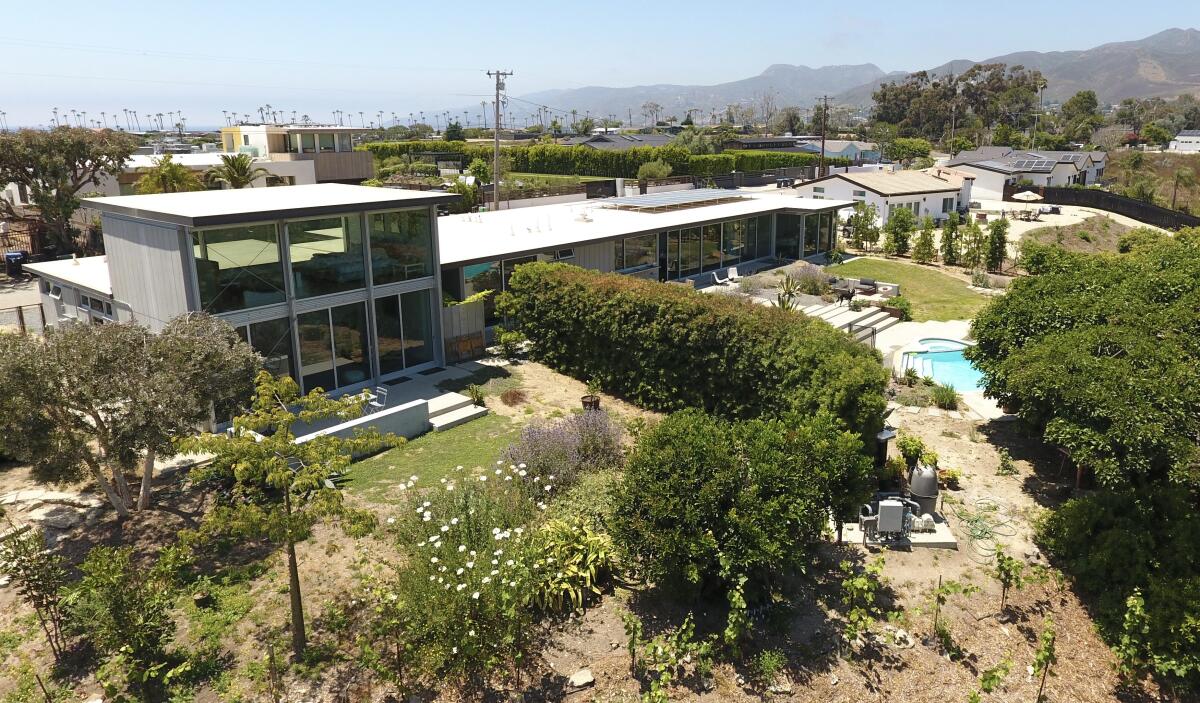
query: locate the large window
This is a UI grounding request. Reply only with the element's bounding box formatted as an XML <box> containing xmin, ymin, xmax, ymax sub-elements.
<box><xmin>701</xmin><ymin>224</ymin><xmax>722</xmax><ymax>272</ymax></box>
<box><xmin>665</xmin><ymin>232</ymin><xmax>680</xmax><ymax>279</ymax></box>
<box><xmin>238</xmin><ymin>318</ymin><xmax>296</xmax><ymax>380</ymax></box>
<box><xmin>775</xmin><ymin>214</ymin><xmax>802</xmax><ymax>260</ymax></box>
<box><xmin>374</xmin><ymin>289</ymin><xmax>435</xmax><ymax>375</ymax></box>
<box><xmin>463</xmin><ymin>261</ymin><xmax>501</xmax><ymax>325</ymax></box>
<box><xmin>615</xmin><ymin>234</ymin><xmax>657</xmax><ymax>272</ymax></box>
<box><xmin>680</xmin><ymin>227</ymin><xmax>701</xmax><ymax>277</ymax></box>
<box><xmin>301</xmin><ymin>133</ymin><xmax>316</xmax><ymax>153</ymax></box>
<box><xmin>319</xmin><ymin>133</ymin><xmax>336</xmax><ymax>152</ymax></box>
<box><xmin>297</xmin><ymin>302</ymin><xmax>373</xmax><ymax>393</ymax></box>
<box><xmin>755</xmin><ymin>215</ymin><xmax>773</xmax><ymax>258</ymax></box>
<box><xmin>804</xmin><ymin>214</ymin><xmax>821</xmax><ymax>257</ymax></box>
<box><xmin>819</xmin><ymin>212</ymin><xmax>834</xmax><ymax>253</ymax></box>
<box><xmin>723</xmin><ymin>219</ymin><xmax>746</xmax><ymax>266</ymax></box>
<box><xmin>193</xmin><ymin>223</ymin><xmax>286</xmax><ymax>313</ymax></box>
<box><xmin>288</xmin><ymin>215</ymin><xmax>365</xmax><ymax>298</ymax></box>
<box><xmin>369</xmin><ymin>208</ymin><xmax>433</xmax><ymax>284</ymax></box>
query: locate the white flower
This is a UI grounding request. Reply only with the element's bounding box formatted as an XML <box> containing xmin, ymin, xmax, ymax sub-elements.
<box><xmin>440</xmin><ymin>525</ymin><xmax>449</xmax><ymax>532</ymax></box>
<box><xmin>479</xmin><ymin>475</ymin><xmax>487</xmax><ymax>482</ymax></box>
<box><xmin>430</xmin><ymin>556</ymin><xmax>439</xmax><ymax>563</ymax></box>
<box><xmin>470</xmin><ymin>550</ymin><xmax>477</xmax><ymax>556</ymax></box>
<box><xmin>456</xmin><ymin>567</ymin><xmax>464</xmax><ymax>575</ymax></box>
<box><xmin>506</xmin><ymin>559</ymin><xmax>514</xmax><ymax>566</ymax></box>
<box><xmin>537</xmin><ymin>502</ymin><xmax>546</xmax><ymax>510</ymax></box>
<box><xmin>544</xmin><ymin>485</ymin><xmax>552</xmax><ymax>492</ymax></box>
<box><xmin>518</xmin><ymin>470</ymin><xmax>527</xmax><ymax>477</ymax></box>
<box><xmin>456</xmin><ymin>465</ymin><xmax>464</xmax><ymax>470</ymax></box>
<box><xmin>533</xmin><ymin>476</ymin><xmax>540</xmax><ymax>482</ymax></box>
<box><xmin>490</xmin><ymin>569</ymin><xmax>499</xmax><ymax>576</ymax></box>
<box><xmin>398</xmin><ymin>484</ymin><xmax>406</xmax><ymax>491</ymax></box>
<box><xmin>456</xmin><ymin>583</ymin><xmax>466</xmax><ymax>591</ymax></box>
<box><xmin>451</xmin><ymin>517</ymin><xmax>459</xmax><ymax>525</ymax></box>
<box><xmin>494</xmin><ymin>549</ymin><xmax>503</xmax><ymax>556</ymax></box>
<box><xmin>452</xmin><ymin>646</ymin><xmax>458</xmax><ymax>654</ymax></box>
<box><xmin>428</xmin><ymin>575</ymin><xmax>436</xmax><ymax>581</ymax></box>
<box><xmin>458</xmin><ymin>545</ymin><xmax>467</xmax><ymax>553</ymax></box>
<box><xmin>514</xmin><ymin>527</ymin><xmax>524</xmax><ymax>535</ymax></box>
<box><xmin>466</xmin><ymin>561</ymin><xmax>475</xmax><ymax>568</ymax></box>
<box><xmin>504</xmin><ymin>476</ymin><xmax>513</xmax><ymax>481</ymax></box>
<box><xmin>518</xmin><ymin>463</ymin><xmax>527</xmax><ymax>469</ymax></box>
<box><xmin>482</xmin><ymin>576</ymin><xmax>492</xmax><ymax>584</ymax></box>
<box><xmin>422</xmin><ymin>500</ymin><xmax>431</xmax><ymax>508</ymax></box>
<box><xmin>386</xmin><ymin>517</ymin><xmax>395</xmax><ymax>524</ymax></box>
<box><xmin>446</xmin><ymin>485</ymin><xmax>454</xmax><ymax>492</ymax></box>
<box><xmin>471</xmin><ymin>593</ymin><xmax>479</xmax><ymax>601</ymax></box>
<box><xmin>548</xmin><ymin>475</ymin><xmax>555</xmax><ymax>480</ymax></box>
<box><xmin>491</xmin><ymin>559</ymin><xmax>499</xmax><ymax>566</ymax></box>
<box><xmin>412</xmin><ymin>475</ymin><xmax>419</xmax><ymax>482</ymax></box>
<box><xmin>494</xmin><ymin>468</ymin><xmax>502</xmax><ymax>476</ymax></box>
<box><xmin>440</xmin><ymin>477</ymin><xmax>447</xmax><ymax>483</ymax></box>
<box><xmin>492</xmin><ymin>527</ymin><xmax>501</xmax><ymax>535</ymax></box>
<box><xmin>497</xmin><ymin>460</ymin><xmax>503</xmax><ymax>465</ymax></box>
<box><xmin>428</xmin><ymin>535</ymin><xmax>439</xmax><ymax>543</ymax></box>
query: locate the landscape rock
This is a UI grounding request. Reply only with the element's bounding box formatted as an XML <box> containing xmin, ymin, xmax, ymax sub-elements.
<box><xmin>767</xmin><ymin>678</ymin><xmax>793</xmax><ymax>694</ymax></box>
<box><xmin>567</xmin><ymin>668</ymin><xmax>594</xmax><ymax>689</ymax></box>
<box><xmin>25</xmin><ymin>505</ymin><xmax>83</xmax><ymax>530</ymax></box>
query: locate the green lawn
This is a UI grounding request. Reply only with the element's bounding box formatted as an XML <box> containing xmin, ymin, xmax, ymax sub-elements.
<box><xmin>826</xmin><ymin>258</ymin><xmax>988</xmax><ymax>321</ymax></box>
<box><xmin>346</xmin><ymin>413</ymin><xmax>523</xmax><ymax>501</ymax></box>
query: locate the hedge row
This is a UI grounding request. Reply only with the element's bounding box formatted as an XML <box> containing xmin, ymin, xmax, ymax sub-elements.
<box><xmin>359</xmin><ymin>141</ymin><xmax>849</xmax><ymax>179</ymax></box>
<box><xmin>497</xmin><ymin>263</ymin><xmax>888</xmax><ymax>438</ymax></box>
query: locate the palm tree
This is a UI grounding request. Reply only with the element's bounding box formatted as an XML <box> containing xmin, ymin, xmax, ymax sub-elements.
<box><xmin>205</xmin><ymin>153</ymin><xmax>272</xmax><ymax>189</ymax></box>
<box><xmin>134</xmin><ymin>154</ymin><xmax>204</xmax><ymax>194</ymax></box>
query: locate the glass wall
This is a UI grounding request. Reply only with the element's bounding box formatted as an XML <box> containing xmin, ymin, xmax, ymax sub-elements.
<box><xmin>775</xmin><ymin>214</ymin><xmax>802</xmax><ymax>260</ymax></box>
<box><xmin>369</xmin><ymin>208</ymin><xmax>433</xmax><ymax>284</ymax></box>
<box><xmin>803</xmin><ymin>214</ymin><xmax>821</xmax><ymax>257</ymax></box>
<box><xmin>298</xmin><ymin>309</ymin><xmax>335</xmax><ymax>392</ymax></box>
<box><xmin>680</xmin><ymin>227</ymin><xmax>701</xmax><ymax>277</ymax></box>
<box><xmin>330</xmin><ymin>302</ymin><xmax>371</xmax><ymax>387</ymax></box>
<box><xmin>319</xmin><ymin>133</ymin><xmax>336</xmax><ymax>152</ymax></box>
<box><xmin>755</xmin><ymin>216</ymin><xmax>773</xmax><ymax>258</ymax></box>
<box><xmin>614</xmin><ymin>234</ymin><xmax>657</xmax><ymax>272</ymax></box>
<box><xmin>288</xmin><ymin>215</ymin><xmax>366</xmax><ymax>298</ymax></box>
<box><xmin>701</xmin><ymin>224</ymin><xmax>722</xmax><ymax>272</ymax></box>
<box><xmin>723</xmin><ymin>219</ymin><xmax>746</xmax><ymax>266</ymax></box>
<box><xmin>400</xmin><ymin>289</ymin><xmax>435</xmax><ymax>367</ymax></box>
<box><xmin>245</xmin><ymin>318</ymin><xmax>296</xmax><ymax>380</ymax></box>
<box><xmin>193</xmin><ymin>223</ymin><xmax>286</xmax><ymax>313</ymax></box>
<box><xmin>819</xmin><ymin>212</ymin><xmax>834</xmax><ymax>253</ymax></box>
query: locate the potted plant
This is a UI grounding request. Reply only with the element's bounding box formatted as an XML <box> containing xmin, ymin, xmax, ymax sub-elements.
<box><xmin>581</xmin><ymin>377</ymin><xmax>601</xmax><ymax>411</ymax></box>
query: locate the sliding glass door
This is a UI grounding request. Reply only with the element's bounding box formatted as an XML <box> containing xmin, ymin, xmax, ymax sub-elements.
<box><xmin>374</xmin><ymin>289</ymin><xmax>436</xmax><ymax>377</ymax></box>
<box><xmin>297</xmin><ymin>301</ymin><xmax>373</xmax><ymax>393</ymax></box>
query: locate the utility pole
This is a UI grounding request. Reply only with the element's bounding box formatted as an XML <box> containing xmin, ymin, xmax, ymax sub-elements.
<box><xmin>487</xmin><ymin>70</ymin><xmax>513</xmax><ymax>212</ymax></box>
<box><xmin>818</xmin><ymin>95</ymin><xmax>829</xmax><ymax>178</ymax></box>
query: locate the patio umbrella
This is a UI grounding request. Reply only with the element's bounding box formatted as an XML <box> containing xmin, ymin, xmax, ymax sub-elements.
<box><xmin>1011</xmin><ymin>190</ymin><xmax>1043</xmax><ymax>202</ymax></box>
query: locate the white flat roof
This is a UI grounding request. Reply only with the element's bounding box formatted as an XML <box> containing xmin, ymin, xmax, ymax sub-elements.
<box><xmin>24</xmin><ymin>256</ymin><xmax>112</xmax><ymax>296</ymax></box>
<box><xmin>438</xmin><ymin>190</ymin><xmax>852</xmax><ymax>267</ymax></box>
<box><xmin>82</xmin><ymin>183</ymin><xmax>456</xmax><ymax>228</ymax></box>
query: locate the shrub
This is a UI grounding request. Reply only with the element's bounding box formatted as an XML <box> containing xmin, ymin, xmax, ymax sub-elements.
<box><xmin>749</xmin><ymin>649</ymin><xmax>788</xmax><ymax>687</ymax></box>
<box><xmin>882</xmin><ymin>208</ymin><xmax>916</xmax><ymax>256</ymax></box>
<box><xmin>611</xmin><ymin>409</ymin><xmax>871</xmax><ymax>596</ymax></box>
<box><xmin>501</xmin><ymin>410</ymin><xmax>623</xmax><ymax>499</ymax></box>
<box><xmin>888</xmin><ymin>296</ymin><xmax>913</xmax><ymax>321</ymax></box>
<box><xmin>996</xmin><ymin>448</ymin><xmax>1016</xmax><ymax>476</ymax></box>
<box><xmin>526</xmin><ymin>517</ymin><xmax>614</xmax><ymax>613</ymax></box>
<box><xmin>1117</xmin><ymin>227</ymin><xmax>1168</xmax><ymax>253</ymax></box>
<box><xmin>636</xmin><ymin>159</ymin><xmax>672</xmax><ymax>180</ymax></box>
<box><xmin>497</xmin><ymin>263</ymin><xmax>887</xmax><ymax>438</ymax></box>
<box><xmin>896</xmin><ymin>432</ymin><xmax>925</xmax><ymax>468</ymax></box>
<box><xmin>912</xmin><ymin>216</ymin><xmax>936</xmax><ymax>263</ymax></box>
<box><xmin>499</xmin><ymin>388</ymin><xmax>527</xmax><ymax>406</ymax></box>
<box><xmin>970</xmin><ymin>269</ymin><xmax>991</xmax><ymax>288</ymax></box>
<box><xmin>495</xmin><ymin>326</ymin><xmax>526</xmax><ymax>360</ymax></box>
<box><xmin>687</xmin><ymin>153</ymin><xmax>736</xmax><ymax>176</ymax></box>
<box><xmin>931</xmin><ymin>383</ymin><xmax>958</xmax><ymax>410</ymax></box>
<box><xmin>793</xmin><ymin>265</ymin><xmax>829</xmax><ymax>295</ymax></box>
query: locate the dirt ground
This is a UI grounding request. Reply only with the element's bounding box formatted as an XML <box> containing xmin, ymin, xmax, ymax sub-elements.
<box><xmin>0</xmin><ymin>366</ymin><xmax>1174</xmax><ymax>702</ymax></box>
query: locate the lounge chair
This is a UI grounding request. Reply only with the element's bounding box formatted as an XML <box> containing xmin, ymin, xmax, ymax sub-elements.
<box><xmin>711</xmin><ymin>270</ymin><xmax>732</xmax><ymax>286</ymax></box>
<box><xmin>855</xmin><ymin>278</ymin><xmax>878</xmax><ymax>295</ymax></box>
<box><xmin>727</xmin><ymin>267</ymin><xmax>744</xmax><ymax>282</ymax></box>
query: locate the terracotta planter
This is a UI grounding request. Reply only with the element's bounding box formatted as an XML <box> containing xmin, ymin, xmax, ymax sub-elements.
<box><xmin>581</xmin><ymin>395</ymin><xmax>600</xmax><ymax>411</ymax></box>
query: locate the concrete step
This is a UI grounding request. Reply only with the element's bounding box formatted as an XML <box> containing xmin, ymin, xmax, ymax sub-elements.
<box><xmin>851</xmin><ymin>310</ymin><xmax>891</xmax><ymax>329</ymax></box>
<box><xmin>873</xmin><ymin>315</ymin><xmax>901</xmax><ymax>334</ymax></box>
<box><xmin>429</xmin><ymin>404</ymin><xmax>489</xmax><ymax>432</ymax></box>
<box><xmin>427</xmin><ymin>392</ymin><xmax>473</xmax><ymax>419</ymax></box>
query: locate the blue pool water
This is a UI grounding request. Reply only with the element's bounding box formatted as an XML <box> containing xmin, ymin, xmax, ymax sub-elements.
<box><xmin>904</xmin><ymin>338</ymin><xmax>985</xmax><ymax>392</ymax></box>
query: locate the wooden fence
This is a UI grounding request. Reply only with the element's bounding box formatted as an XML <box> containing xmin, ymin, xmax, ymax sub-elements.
<box><xmin>442</xmin><ymin>299</ymin><xmax>486</xmax><ymax>363</ymax></box>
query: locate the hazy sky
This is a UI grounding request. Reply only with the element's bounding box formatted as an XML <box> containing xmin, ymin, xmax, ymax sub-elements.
<box><xmin>1</xmin><ymin>0</ymin><xmax>1190</xmax><ymax>128</ymax></box>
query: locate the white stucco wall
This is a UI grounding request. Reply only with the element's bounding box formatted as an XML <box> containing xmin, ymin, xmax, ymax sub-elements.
<box><xmin>793</xmin><ymin>177</ymin><xmax>961</xmax><ymax>226</ymax></box>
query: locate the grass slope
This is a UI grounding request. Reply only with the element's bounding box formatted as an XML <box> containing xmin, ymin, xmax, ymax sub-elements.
<box><xmin>1021</xmin><ymin>215</ymin><xmax>1133</xmax><ymax>254</ymax></box>
<box><xmin>827</xmin><ymin>258</ymin><xmax>987</xmax><ymax>321</ymax></box>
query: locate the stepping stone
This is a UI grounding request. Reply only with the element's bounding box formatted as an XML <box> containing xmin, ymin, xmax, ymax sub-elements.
<box><xmin>927</xmin><ymin>408</ymin><xmax>942</xmax><ymax>417</ymax></box>
<box><xmin>947</xmin><ymin>410</ymin><xmax>963</xmax><ymax>419</ymax></box>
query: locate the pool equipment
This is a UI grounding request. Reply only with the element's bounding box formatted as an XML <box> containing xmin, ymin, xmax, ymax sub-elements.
<box><xmin>857</xmin><ymin>463</ymin><xmax>941</xmax><ymax>545</ymax></box>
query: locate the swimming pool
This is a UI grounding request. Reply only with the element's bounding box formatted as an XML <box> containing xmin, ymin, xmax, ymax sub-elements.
<box><xmin>903</xmin><ymin>338</ymin><xmax>985</xmax><ymax>392</ymax></box>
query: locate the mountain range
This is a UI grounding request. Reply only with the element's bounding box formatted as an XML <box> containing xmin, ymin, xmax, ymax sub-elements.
<box><xmin>512</xmin><ymin>28</ymin><xmax>1200</xmax><ymax>122</ymax></box>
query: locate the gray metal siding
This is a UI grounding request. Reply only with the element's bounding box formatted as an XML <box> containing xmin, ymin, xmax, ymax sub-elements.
<box><xmin>102</xmin><ymin>214</ymin><xmax>191</xmax><ymax>332</ymax></box>
<box><xmin>575</xmin><ymin>241</ymin><xmax>614</xmax><ymax>273</ymax></box>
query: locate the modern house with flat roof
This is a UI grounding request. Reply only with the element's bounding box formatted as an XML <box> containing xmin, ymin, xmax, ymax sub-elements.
<box><xmin>25</xmin><ymin>185</ymin><xmax>854</xmax><ymax>395</ymax></box>
<box><xmin>792</xmin><ymin>169</ymin><xmax>972</xmax><ymax>225</ymax></box>
<box><xmin>1168</xmin><ymin>129</ymin><xmax>1200</xmax><ymax>153</ymax></box>
<box><xmin>219</xmin><ymin>124</ymin><xmax>376</xmax><ymax>183</ymax></box>
<box><xmin>26</xmin><ymin>184</ymin><xmax>456</xmax><ymax>397</ymax></box>
<box><xmin>438</xmin><ymin>189</ymin><xmax>852</xmax><ymax>325</ymax></box>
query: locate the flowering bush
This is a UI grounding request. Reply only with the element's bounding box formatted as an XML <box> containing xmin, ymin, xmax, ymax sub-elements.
<box><xmin>501</xmin><ymin>410</ymin><xmax>623</xmax><ymax>499</ymax></box>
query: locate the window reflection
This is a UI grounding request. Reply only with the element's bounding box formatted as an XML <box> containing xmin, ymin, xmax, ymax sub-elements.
<box><xmin>288</xmin><ymin>216</ymin><xmax>366</xmax><ymax>298</ymax></box>
<box><xmin>193</xmin><ymin>224</ymin><xmax>286</xmax><ymax>313</ymax></box>
<box><xmin>701</xmin><ymin>224</ymin><xmax>722</xmax><ymax>272</ymax></box>
<box><xmin>330</xmin><ymin>302</ymin><xmax>371</xmax><ymax>387</ymax></box>
<box><xmin>298</xmin><ymin>309</ymin><xmax>335</xmax><ymax>392</ymax></box>
<box><xmin>369</xmin><ymin>209</ymin><xmax>433</xmax><ymax>284</ymax></box>
<box><xmin>247</xmin><ymin>317</ymin><xmax>296</xmax><ymax>380</ymax></box>
<box><xmin>804</xmin><ymin>214</ymin><xmax>820</xmax><ymax>257</ymax></box>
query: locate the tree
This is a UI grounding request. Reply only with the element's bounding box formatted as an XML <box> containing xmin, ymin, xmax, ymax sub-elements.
<box><xmin>447</xmin><ymin>179</ymin><xmax>479</xmax><ymax>213</ymax></box>
<box><xmin>882</xmin><ymin>207</ymin><xmax>916</xmax><ymax>256</ymax></box>
<box><xmin>945</xmin><ymin>136</ymin><xmax>974</xmax><ymax>156</ymax></box>
<box><xmin>0</xmin><ymin>520</ymin><xmax>68</xmax><ymax>661</ymax></box>
<box><xmin>571</xmin><ymin>117</ymin><xmax>595</xmax><ymax>135</ymax></box>
<box><xmin>181</xmin><ymin>372</ymin><xmax>399</xmax><ymax>659</ymax></box>
<box><xmin>940</xmin><ymin>212</ymin><xmax>960</xmax><ymax>265</ymax></box>
<box><xmin>884</xmin><ymin>137</ymin><xmax>932</xmax><ymax>166</ymax></box>
<box><xmin>1139</xmin><ymin>123</ymin><xmax>1172</xmax><ymax>148</ymax></box>
<box><xmin>958</xmin><ymin>220</ymin><xmax>987</xmax><ymax>268</ymax></box>
<box><xmin>443</xmin><ymin>120</ymin><xmax>465</xmax><ymax>141</ymax></box>
<box><xmin>768</xmin><ymin>107</ymin><xmax>805</xmax><ymax>136</ymax></box>
<box><xmin>0</xmin><ymin>127</ymin><xmax>137</xmax><ymax>251</ymax></box>
<box><xmin>1034</xmin><ymin>618</ymin><xmax>1057</xmax><ymax>702</ymax></box>
<box><xmin>986</xmin><ymin>218</ymin><xmax>1010</xmax><ymax>272</ymax></box>
<box><xmin>846</xmin><ymin>202</ymin><xmax>881</xmax><ymax>250</ymax></box>
<box><xmin>134</xmin><ymin>153</ymin><xmax>204</xmax><ymax>194</ymax></box>
<box><xmin>993</xmin><ymin>549</ymin><xmax>1025</xmax><ymax>612</ymax></box>
<box><xmin>636</xmin><ymin>160</ymin><xmax>672</xmax><ymax>180</ymax></box>
<box><xmin>467</xmin><ymin>157</ymin><xmax>491</xmax><ymax>184</ymax></box>
<box><xmin>1171</xmin><ymin>166</ymin><xmax>1196</xmax><ymax>210</ymax></box>
<box><xmin>0</xmin><ymin>314</ymin><xmax>259</xmax><ymax>516</ymax></box>
<box><xmin>670</xmin><ymin>127</ymin><xmax>719</xmax><ymax>155</ymax></box>
<box><xmin>992</xmin><ymin>123</ymin><xmax>1028</xmax><ymax>149</ymax></box>
<box><xmin>912</xmin><ymin>215</ymin><xmax>937</xmax><ymax>263</ymax></box>
<box><xmin>204</xmin><ymin>152</ymin><xmax>271</xmax><ymax>189</ymax></box>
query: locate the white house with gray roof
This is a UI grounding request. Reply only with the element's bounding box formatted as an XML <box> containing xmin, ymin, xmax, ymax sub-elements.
<box><xmin>948</xmin><ymin>147</ymin><xmax>1106</xmax><ymax>199</ymax></box>
<box><xmin>1168</xmin><ymin>130</ymin><xmax>1200</xmax><ymax>153</ymax></box>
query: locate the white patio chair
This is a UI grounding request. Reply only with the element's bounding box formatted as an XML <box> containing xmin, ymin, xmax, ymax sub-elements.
<box><xmin>368</xmin><ymin>386</ymin><xmax>387</xmax><ymax>413</ymax></box>
<box><xmin>711</xmin><ymin>270</ymin><xmax>731</xmax><ymax>286</ymax></box>
<box><xmin>727</xmin><ymin>266</ymin><xmax>743</xmax><ymax>282</ymax></box>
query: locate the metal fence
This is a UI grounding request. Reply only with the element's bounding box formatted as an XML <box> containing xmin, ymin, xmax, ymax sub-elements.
<box><xmin>0</xmin><ymin>304</ymin><xmax>46</xmax><ymax>336</ymax></box>
<box><xmin>1003</xmin><ymin>184</ymin><xmax>1200</xmax><ymax>231</ymax></box>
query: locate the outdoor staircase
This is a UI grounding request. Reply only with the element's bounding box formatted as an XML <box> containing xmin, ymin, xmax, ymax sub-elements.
<box><xmin>427</xmin><ymin>391</ymin><xmax>489</xmax><ymax>432</ymax></box>
<box><xmin>801</xmin><ymin>302</ymin><xmax>901</xmax><ymax>342</ymax></box>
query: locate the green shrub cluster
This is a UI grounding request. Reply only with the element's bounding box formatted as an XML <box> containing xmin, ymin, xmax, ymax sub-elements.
<box><xmin>497</xmin><ymin>262</ymin><xmax>888</xmax><ymax>438</ymax></box>
<box><xmin>724</xmin><ymin>150</ymin><xmax>845</xmax><ymax>171</ymax></box>
<box><xmin>687</xmin><ymin>153</ymin><xmax>736</xmax><ymax>176</ymax></box>
<box><xmin>611</xmin><ymin>409</ymin><xmax>872</xmax><ymax>595</ymax></box>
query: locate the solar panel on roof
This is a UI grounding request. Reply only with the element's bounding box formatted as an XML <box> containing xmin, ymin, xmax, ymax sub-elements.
<box><xmin>605</xmin><ymin>188</ymin><xmax>747</xmax><ymax>212</ymax></box>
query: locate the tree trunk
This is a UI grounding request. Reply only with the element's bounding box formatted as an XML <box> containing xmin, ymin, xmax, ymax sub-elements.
<box><xmin>111</xmin><ymin>466</ymin><xmax>133</xmax><ymax>508</ymax></box>
<box><xmin>284</xmin><ymin>492</ymin><xmax>306</xmax><ymax>660</ymax></box>
<box><xmin>85</xmin><ymin>457</ymin><xmax>128</xmax><ymax>517</ymax></box>
<box><xmin>137</xmin><ymin>448</ymin><xmax>156</xmax><ymax>511</ymax></box>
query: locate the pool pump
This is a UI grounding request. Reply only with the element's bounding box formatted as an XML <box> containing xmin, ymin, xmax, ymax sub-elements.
<box><xmin>857</xmin><ymin>464</ymin><xmax>940</xmax><ymax>545</ymax></box>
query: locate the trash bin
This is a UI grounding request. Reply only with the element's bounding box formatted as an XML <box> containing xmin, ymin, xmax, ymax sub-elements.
<box><xmin>4</xmin><ymin>251</ymin><xmax>28</xmax><ymax>277</ymax></box>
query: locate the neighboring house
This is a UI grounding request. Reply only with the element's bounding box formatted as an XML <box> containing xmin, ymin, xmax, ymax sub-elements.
<box><xmin>792</xmin><ymin>170</ymin><xmax>971</xmax><ymax>226</ymax></box>
<box><xmin>722</xmin><ymin>136</ymin><xmax>808</xmax><ymax>152</ymax></box>
<box><xmin>439</xmin><ymin>189</ymin><xmax>852</xmax><ymax>326</ymax></box>
<box><xmin>25</xmin><ymin>184</ymin><xmax>456</xmax><ymax>397</ymax></box>
<box><xmin>797</xmin><ymin>139</ymin><xmax>881</xmax><ymax>163</ymax></box>
<box><xmin>558</xmin><ymin>133</ymin><xmax>677</xmax><ymax>150</ymax></box>
<box><xmin>949</xmin><ymin>147</ymin><xmax>1107</xmax><ymax>199</ymax></box>
<box><xmin>219</xmin><ymin>124</ymin><xmax>376</xmax><ymax>183</ymax></box>
<box><xmin>1168</xmin><ymin>130</ymin><xmax>1200</xmax><ymax>153</ymax></box>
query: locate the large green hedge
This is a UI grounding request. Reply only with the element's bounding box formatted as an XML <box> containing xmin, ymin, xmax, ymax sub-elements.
<box><xmin>360</xmin><ymin>140</ymin><xmax>848</xmax><ymax>178</ymax></box>
<box><xmin>497</xmin><ymin>263</ymin><xmax>888</xmax><ymax>438</ymax></box>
